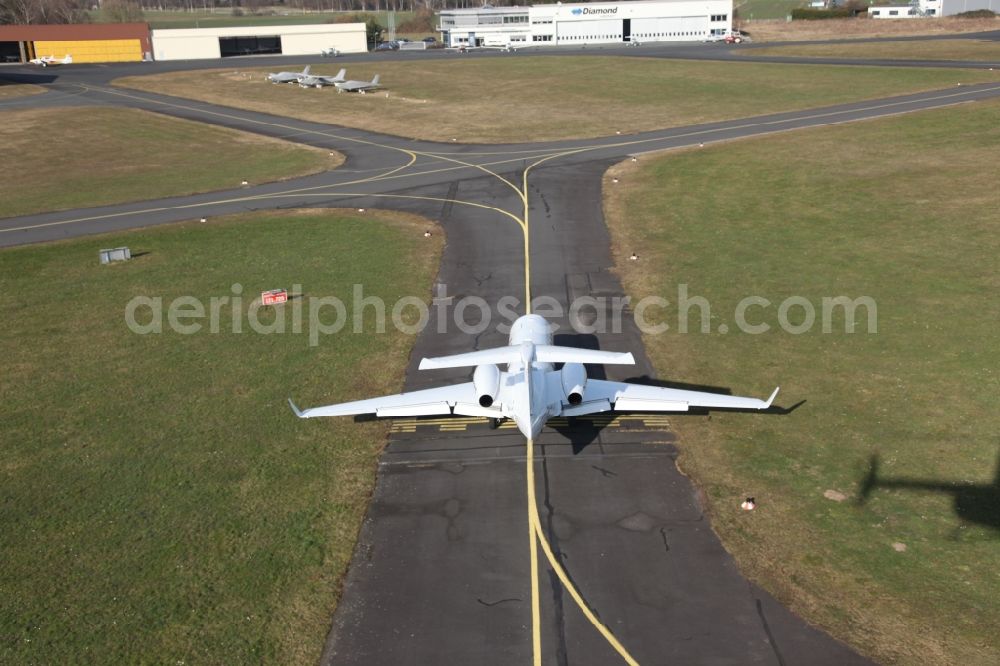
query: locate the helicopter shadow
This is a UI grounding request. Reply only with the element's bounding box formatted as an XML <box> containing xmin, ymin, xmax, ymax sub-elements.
<box><xmin>858</xmin><ymin>450</ymin><xmax>1000</xmax><ymax>533</ymax></box>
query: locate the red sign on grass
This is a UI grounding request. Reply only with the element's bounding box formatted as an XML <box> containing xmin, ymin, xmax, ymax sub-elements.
<box><xmin>261</xmin><ymin>289</ymin><xmax>288</xmax><ymax>306</ymax></box>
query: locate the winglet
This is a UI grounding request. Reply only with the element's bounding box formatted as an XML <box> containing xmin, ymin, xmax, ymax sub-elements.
<box><xmin>762</xmin><ymin>387</ymin><xmax>780</xmax><ymax>409</ymax></box>
<box><xmin>288</xmin><ymin>398</ymin><xmax>305</xmax><ymax>418</ymax></box>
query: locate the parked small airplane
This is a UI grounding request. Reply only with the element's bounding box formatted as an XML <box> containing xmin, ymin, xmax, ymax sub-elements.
<box><xmin>298</xmin><ymin>68</ymin><xmax>346</xmax><ymax>88</ymax></box>
<box><xmin>290</xmin><ymin>313</ymin><xmax>779</xmax><ymax>440</ymax></box>
<box><xmin>334</xmin><ymin>74</ymin><xmax>381</xmax><ymax>94</ymax></box>
<box><xmin>267</xmin><ymin>65</ymin><xmax>311</xmax><ymax>84</ymax></box>
<box><xmin>29</xmin><ymin>54</ymin><xmax>72</xmax><ymax>67</ymax></box>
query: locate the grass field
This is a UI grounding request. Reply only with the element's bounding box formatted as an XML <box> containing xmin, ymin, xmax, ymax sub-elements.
<box><xmin>604</xmin><ymin>99</ymin><xmax>1000</xmax><ymax>665</ymax></box>
<box><xmin>0</xmin><ymin>209</ymin><xmax>442</xmax><ymax>663</ymax></box>
<box><xmin>747</xmin><ymin>39</ymin><xmax>1000</xmax><ymax>61</ymax></box>
<box><xmin>117</xmin><ymin>56</ymin><xmax>1000</xmax><ymax>143</ymax></box>
<box><xmin>736</xmin><ymin>0</ymin><xmax>806</xmax><ymax>21</ymax></box>
<box><xmin>0</xmin><ymin>107</ymin><xmax>340</xmax><ymax>219</ymax></box>
<box><xmin>0</xmin><ymin>81</ymin><xmax>44</xmax><ymax>99</ymax></box>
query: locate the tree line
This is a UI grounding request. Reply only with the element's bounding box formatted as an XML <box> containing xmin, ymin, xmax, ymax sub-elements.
<box><xmin>1</xmin><ymin>0</ymin><xmax>556</xmax><ymax>25</ymax></box>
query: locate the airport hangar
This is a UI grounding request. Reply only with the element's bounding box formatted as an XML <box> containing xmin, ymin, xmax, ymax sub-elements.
<box><xmin>0</xmin><ymin>22</ymin><xmax>366</xmax><ymax>64</ymax></box>
<box><xmin>437</xmin><ymin>0</ymin><xmax>734</xmax><ymax>48</ymax></box>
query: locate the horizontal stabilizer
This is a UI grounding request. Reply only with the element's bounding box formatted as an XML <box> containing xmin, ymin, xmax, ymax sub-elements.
<box><xmin>419</xmin><ymin>346</ymin><xmax>521</xmax><ymax>370</ymax></box>
<box><xmin>535</xmin><ymin>345</ymin><xmax>635</xmax><ymax>366</ymax></box>
<box><xmin>419</xmin><ymin>344</ymin><xmax>635</xmax><ymax>370</ymax></box>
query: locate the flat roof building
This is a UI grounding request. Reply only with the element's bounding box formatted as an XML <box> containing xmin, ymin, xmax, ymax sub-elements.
<box><xmin>0</xmin><ymin>23</ymin><xmax>151</xmax><ymax>64</ymax></box>
<box><xmin>437</xmin><ymin>0</ymin><xmax>733</xmax><ymax>48</ymax></box>
<box><xmin>151</xmin><ymin>23</ymin><xmax>367</xmax><ymax>61</ymax></box>
<box><xmin>869</xmin><ymin>0</ymin><xmax>999</xmax><ymax>16</ymax></box>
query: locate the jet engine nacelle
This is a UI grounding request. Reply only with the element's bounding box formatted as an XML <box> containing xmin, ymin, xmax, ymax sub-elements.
<box><xmin>473</xmin><ymin>363</ymin><xmax>501</xmax><ymax>408</ymax></box>
<box><xmin>561</xmin><ymin>363</ymin><xmax>587</xmax><ymax>405</ymax></box>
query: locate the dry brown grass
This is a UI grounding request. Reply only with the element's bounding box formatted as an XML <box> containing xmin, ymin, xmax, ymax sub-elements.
<box><xmin>747</xmin><ymin>38</ymin><xmax>1000</xmax><ymax>60</ymax></box>
<box><xmin>0</xmin><ymin>106</ymin><xmax>342</xmax><ymax>218</ymax></box>
<box><xmin>743</xmin><ymin>16</ymin><xmax>1000</xmax><ymax>41</ymax></box>
<box><xmin>0</xmin><ymin>81</ymin><xmax>44</xmax><ymax>99</ymax></box>
<box><xmin>116</xmin><ymin>57</ymin><xmax>1000</xmax><ymax>143</ymax></box>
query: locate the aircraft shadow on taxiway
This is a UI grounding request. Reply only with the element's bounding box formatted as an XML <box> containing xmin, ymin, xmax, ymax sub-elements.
<box><xmin>858</xmin><ymin>451</ymin><xmax>1000</xmax><ymax>533</ymax></box>
<box><xmin>0</xmin><ymin>72</ymin><xmax>59</xmax><ymax>85</ymax></box>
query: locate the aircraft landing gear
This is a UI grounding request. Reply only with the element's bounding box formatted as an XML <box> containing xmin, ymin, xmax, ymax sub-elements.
<box><xmin>489</xmin><ymin>418</ymin><xmax>502</xmax><ymax>430</ymax></box>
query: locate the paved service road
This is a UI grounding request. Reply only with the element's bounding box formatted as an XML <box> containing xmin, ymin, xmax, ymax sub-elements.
<box><xmin>4</xmin><ymin>47</ymin><xmax>998</xmax><ymax>664</ymax></box>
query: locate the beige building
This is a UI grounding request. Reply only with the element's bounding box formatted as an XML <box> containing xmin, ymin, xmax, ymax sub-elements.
<box><xmin>151</xmin><ymin>23</ymin><xmax>366</xmax><ymax>61</ymax></box>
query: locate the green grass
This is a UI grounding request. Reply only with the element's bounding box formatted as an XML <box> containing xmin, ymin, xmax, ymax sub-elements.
<box><xmin>736</xmin><ymin>0</ymin><xmax>807</xmax><ymax>20</ymax></box>
<box><xmin>604</xmin><ymin>99</ymin><xmax>1000</xmax><ymax>665</ymax></box>
<box><xmin>0</xmin><ymin>209</ymin><xmax>442</xmax><ymax>663</ymax></box>
<box><xmin>117</xmin><ymin>56</ymin><xmax>1000</xmax><ymax>143</ymax></box>
<box><xmin>0</xmin><ymin>107</ymin><xmax>340</xmax><ymax>219</ymax></box>
<box><xmin>747</xmin><ymin>39</ymin><xmax>1000</xmax><ymax>60</ymax></box>
<box><xmin>89</xmin><ymin>9</ymin><xmax>414</xmax><ymax>30</ymax></box>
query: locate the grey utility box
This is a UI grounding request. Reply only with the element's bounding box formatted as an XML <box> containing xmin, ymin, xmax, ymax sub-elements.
<box><xmin>99</xmin><ymin>247</ymin><xmax>131</xmax><ymax>264</ymax></box>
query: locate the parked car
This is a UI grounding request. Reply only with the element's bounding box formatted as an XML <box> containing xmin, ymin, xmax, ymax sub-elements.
<box><xmin>422</xmin><ymin>36</ymin><xmax>438</xmax><ymax>44</ymax></box>
<box><xmin>724</xmin><ymin>30</ymin><xmax>752</xmax><ymax>44</ymax></box>
<box><xmin>375</xmin><ymin>41</ymin><xmax>399</xmax><ymax>51</ymax></box>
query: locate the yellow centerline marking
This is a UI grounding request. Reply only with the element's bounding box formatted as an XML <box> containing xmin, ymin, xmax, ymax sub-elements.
<box><xmin>527</xmin><ymin>438</ymin><xmax>542</xmax><ymax>666</ymax></box>
<box><xmin>28</xmin><ymin>78</ymin><xmax>999</xmax><ymax>666</ymax></box>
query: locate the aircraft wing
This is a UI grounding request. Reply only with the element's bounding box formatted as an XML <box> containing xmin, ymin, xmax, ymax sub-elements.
<box><xmin>572</xmin><ymin>379</ymin><xmax>779</xmax><ymax>415</ymax></box>
<box><xmin>289</xmin><ymin>381</ymin><xmax>502</xmax><ymax>419</ymax></box>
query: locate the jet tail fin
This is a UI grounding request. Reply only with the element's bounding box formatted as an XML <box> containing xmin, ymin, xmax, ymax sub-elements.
<box><xmin>371</xmin><ymin>74</ymin><xmax>380</xmax><ymax>86</ymax></box>
<box><xmin>336</xmin><ymin>68</ymin><xmax>346</xmax><ymax>79</ymax></box>
<box><xmin>302</xmin><ymin>65</ymin><xmax>311</xmax><ymax>75</ymax></box>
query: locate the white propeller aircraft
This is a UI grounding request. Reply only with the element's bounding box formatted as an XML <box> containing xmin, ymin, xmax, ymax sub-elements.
<box><xmin>267</xmin><ymin>65</ymin><xmax>311</xmax><ymax>84</ymax></box>
<box><xmin>334</xmin><ymin>74</ymin><xmax>380</xmax><ymax>94</ymax></box>
<box><xmin>29</xmin><ymin>54</ymin><xmax>72</xmax><ymax>67</ymax></box>
<box><xmin>298</xmin><ymin>67</ymin><xmax>346</xmax><ymax>89</ymax></box>
<box><xmin>289</xmin><ymin>314</ymin><xmax>779</xmax><ymax>440</ymax></box>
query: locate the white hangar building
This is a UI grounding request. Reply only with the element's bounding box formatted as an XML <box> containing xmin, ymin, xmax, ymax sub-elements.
<box><xmin>151</xmin><ymin>23</ymin><xmax>367</xmax><ymax>61</ymax></box>
<box><xmin>437</xmin><ymin>0</ymin><xmax>733</xmax><ymax>48</ymax></box>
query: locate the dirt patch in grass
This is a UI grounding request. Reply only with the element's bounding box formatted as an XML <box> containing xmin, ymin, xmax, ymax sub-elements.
<box><xmin>0</xmin><ymin>80</ymin><xmax>45</xmax><ymax>99</ymax></box>
<box><xmin>116</xmin><ymin>56</ymin><xmax>1000</xmax><ymax>143</ymax></box>
<box><xmin>0</xmin><ymin>208</ymin><xmax>442</xmax><ymax>663</ymax></box>
<box><xmin>604</xmin><ymin>100</ymin><xmax>1000</xmax><ymax>665</ymax></box>
<box><xmin>747</xmin><ymin>38</ymin><xmax>1000</xmax><ymax>60</ymax></box>
<box><xmin>743</xmin><ymin>16</ymin><xmax>1000</xmax><ymax>41</ymax></box>
<box><xmin>0</xmin><ymin>106</ymin><xmax>343</xmax><ymax>218</ymax></box>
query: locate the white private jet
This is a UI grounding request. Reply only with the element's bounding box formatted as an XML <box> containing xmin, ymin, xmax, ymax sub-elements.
<box><xmin>289</xmin><ymin>314</ymin><xmax>779</xmax><ymax>440</ymax></box>
<box><xmin>29</xmin><ymin>54</ymin><xmax>72</xmax><ymax>67</ymax></box>
<box><xmin>334</xmin><ymin>74</ymin><xmax>380</xmax><ymax>94</ymax></box>
<box><xmin>298</xmin><ymin>67</ymin><xmax>346</xmax><ymax>89</ymax></box>
<box><xmin>267</xmin><ymin>65</ymin><xmax>311</xmax><ymax>84</ymax></box>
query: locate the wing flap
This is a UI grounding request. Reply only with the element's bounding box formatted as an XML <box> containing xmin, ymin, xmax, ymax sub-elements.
<box><xmin>290</xmin><ymin>382</ymin><xmax>479</xmax><ymax>419</ymax></box>
<box><xmin>586</xmin><ymin>379</ymin><xmax>778</xmax><ymax>412</ymax></box>
<box><xmin>561</xmin><ymin>399</ymin><xmax>612</xmax><ymax>417</ymax></box>
<box><xmin>452</xmin><ymin>402</ymin><xmax>504</xmax><ymax>418</ymax></box>
<box><xmin>376</xmin><ymin>403</ymin><xmax>452</xmax><ymax>417</ymax></box>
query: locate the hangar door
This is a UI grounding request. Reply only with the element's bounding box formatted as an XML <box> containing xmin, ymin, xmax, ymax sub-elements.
<box><xmin>557</xmin><ymin>19</ymin><xmax>622</xmax><ymax>43</ymax></box>
<box><xmin>33</xmin><ymin>39</ymin><xmax>142</xmax><ymax>63</ymax></box>
<box><xmin>632</xmin><ymin>17</ymin><xmax>708</xmax><ymax>40</ymax></box>
<box><xmin>219</xmin><ymin>35</ymin><xmax>281</xmax><ymax>57</ymax></box>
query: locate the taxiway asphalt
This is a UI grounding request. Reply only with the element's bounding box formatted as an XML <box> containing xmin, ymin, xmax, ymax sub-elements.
<box><xmin>4</xmin><ymin>44</ymin><xmax>997</xmax><ymax>663</ymax></box>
